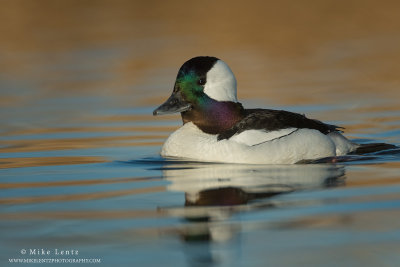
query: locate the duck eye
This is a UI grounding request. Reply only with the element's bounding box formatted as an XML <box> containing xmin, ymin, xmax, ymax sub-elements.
<box><xmin>197</xmin><ymin>79</ymin><xmax>205</xmax><ymax>86</ymax></box>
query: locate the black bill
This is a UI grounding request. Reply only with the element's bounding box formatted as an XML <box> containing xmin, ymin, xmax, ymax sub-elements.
<box><xmin>153</xmin><ymin>91</ymin><xmax>191</xmax><ymax>116</ymax></box>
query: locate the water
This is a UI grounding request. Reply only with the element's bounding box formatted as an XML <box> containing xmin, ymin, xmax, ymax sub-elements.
<box><xmin>1</xmin><ymin>1</ymin><xmax>400</xmax><ymax>266</ymax></box>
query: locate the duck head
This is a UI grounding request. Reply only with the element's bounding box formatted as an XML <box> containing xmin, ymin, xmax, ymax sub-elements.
<box><xmin>153</xmin><ymin>56</ymin><xmax>243</xmax><ymax>134</ymax></box>
<box><xmin>153</xmin><ymin>56</ymin><xmax>238</xmax><ymax>115</ymax></box>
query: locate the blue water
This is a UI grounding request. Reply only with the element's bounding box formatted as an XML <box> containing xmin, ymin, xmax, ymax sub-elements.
<box><xmin>1</xmin><ymin>106</ymin><xmax>400</xmax><ymax>266</ymax></box>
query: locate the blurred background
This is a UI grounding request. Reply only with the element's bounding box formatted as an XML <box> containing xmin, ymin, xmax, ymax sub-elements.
<box><xmin>1</xmin><ymin>1</ymin><xmax>400</xmax><ymax>266</ymax></box>
<box><xmin>1</xmin><ymin>0</ymin><xmax>400</xmax><ymax>129</ymax></box>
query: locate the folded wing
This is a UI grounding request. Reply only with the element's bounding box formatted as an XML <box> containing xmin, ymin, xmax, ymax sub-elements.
<box><xmin>218</xmin><ymin>109</ymin><xmax>342</xmax><ymax>141</ymax></box>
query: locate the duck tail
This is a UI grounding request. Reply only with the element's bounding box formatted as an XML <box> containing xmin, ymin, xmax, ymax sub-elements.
<box><xmin>353</xmin><ymin>143</ymin><xmax>397</xmax><ymax>154</ymax></box>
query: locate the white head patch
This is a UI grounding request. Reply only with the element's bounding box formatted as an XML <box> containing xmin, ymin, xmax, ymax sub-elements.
<box><xmin>204</xmin><ymin>60</ymin><xmax>237</xmax><ymax>102</ymax></box>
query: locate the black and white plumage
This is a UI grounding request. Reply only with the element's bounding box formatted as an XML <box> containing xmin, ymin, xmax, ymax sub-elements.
<box><xmin>217</xmin><ymin>108</ymin><xmax>342</xmax><ymax>141</ymax></box>
<box><xmin>152</xmin><ymin>56</ymin><xmax>394</xmax><ymax>164</ymax></box>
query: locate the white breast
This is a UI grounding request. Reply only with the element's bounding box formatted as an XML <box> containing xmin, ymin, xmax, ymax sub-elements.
<box><xmin>160</xmin><ymin>123</ymin><xmax>358</xmax><ymax>164</ymax></box>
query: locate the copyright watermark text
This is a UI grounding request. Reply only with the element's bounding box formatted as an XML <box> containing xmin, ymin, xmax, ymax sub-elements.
<box><xmin>8</xmin><ymin>248</ymin><xmax>101</xmax><ymax>264</ymax></box>
<box><xmin>20</xmin><ymin>248</ymin><xmax>79</xmax><ymax>256</ymax></box>
<box><xmin>9</xmin><ymin>258</ymin><xmax>101</xmax><ymax>264</ymax></box>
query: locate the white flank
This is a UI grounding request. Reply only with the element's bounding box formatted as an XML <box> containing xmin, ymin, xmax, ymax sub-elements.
<box><xmin>230</xmin><ymin>128</ymin><xmax>298</xmax><ymax>146</ymax></box>
<box><xmin>160</xmin><ymin>122</ymin><xmax>357</xmax><ymax>164</ymax></box>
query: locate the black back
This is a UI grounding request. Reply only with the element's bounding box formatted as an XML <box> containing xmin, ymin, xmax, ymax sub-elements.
<box><xmin>217</xmin><ymin>108</ymin><xmax>342</xmax><ymax>141</ymax></box>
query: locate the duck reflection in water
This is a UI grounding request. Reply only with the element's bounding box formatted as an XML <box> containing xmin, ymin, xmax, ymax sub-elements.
<box><xmin>159</xmin><ymin>162</ymin><xmax>345</xmax><ymax>237</ymax></box>
<box><xmin>154</xmin><ymin>162</ymin><xmax>346</xmax><ymax>265</ymax></box>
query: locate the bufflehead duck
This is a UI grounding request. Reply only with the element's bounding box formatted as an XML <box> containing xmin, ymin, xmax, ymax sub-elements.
<box><xmin>152</xmin><ymin>56</ymin><xmax>369</xmax><ymax>164</ymax></box>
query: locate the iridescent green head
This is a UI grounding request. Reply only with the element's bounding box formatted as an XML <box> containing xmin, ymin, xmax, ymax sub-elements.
<box><xmin>153</xmin><ymin>56</ymin><xmax>237</xmax><ymax>116</ymax></box>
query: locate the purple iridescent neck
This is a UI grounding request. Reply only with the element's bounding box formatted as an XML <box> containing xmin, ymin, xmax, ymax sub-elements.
<box><xmin>181</xmin><ymin>99</ymin><xmax>244</xmax><ymax>134</ymax></box>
